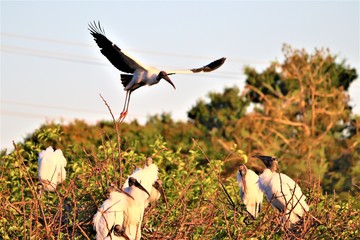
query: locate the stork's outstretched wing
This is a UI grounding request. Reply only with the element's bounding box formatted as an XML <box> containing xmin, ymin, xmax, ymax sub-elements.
<box><xmin>166</xmin><ymin>57</ymin><xmax>226</xmax><ymax>75</ymax></box>
<box><xmin>88</xmin><ymin>21</ymin><xmax>146</xmax><ymax>73</ymax></box>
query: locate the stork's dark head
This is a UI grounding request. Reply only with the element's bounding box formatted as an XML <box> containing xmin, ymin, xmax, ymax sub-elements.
<box><xmin>128</xmin><ymin>177</ymin><xmax>150</xmax><ymax>197</ymax></box>
<box><xmin>153</xmin><ymin>180</ymin><xmax>168</xmax><ymax>208</ymax></box>
<box><xmin>110</xmin><ymin>224</ymin><xmax>131</xmax><ymax>240</ymax></box>
<box><xmin>37</xmin><ymin>183</ymin><xmax>44</xmax><ymax>196</ymax></box>
<box><xmin>157</xmin><ymin>71</ymin><xmax>176</xmax><ymax>89</ymax></box>
<box><xmin>238</xmin><ymin>164</ymin><xmax>247</xmax><ymax>177</ymax></box>
<box><xmin>254</xmin><ymin>155</ymin><xmax>278</xmax><ymax>169</ymax></box>
<box><xmin>145</xmin><ymin>156</ymin><xmax>153</xmax><ymax>166</ymax></box>
<box><xmin>105</xmin><ymin>184</ymin><xmax>118</xmax><ymax>198</ymax></box>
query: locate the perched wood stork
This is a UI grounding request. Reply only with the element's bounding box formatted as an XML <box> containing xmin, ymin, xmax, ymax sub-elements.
<box><xmin>122</xmin><ymin>168</ymin><xmax>158</xmax><ymax>240</ymax></box>
<box><xmin>237</xmin><ymin>164</ymin><xmax>263</xmax><ymax>219</ymax></box>
<box><xmin>88</xmin><ymin>21</ymin><xmax>226</xmax><ymax>122</ymax></box>
<box><xmin>93</xmin><ymin>180</ymin><xmax>149</xmax><ymax>240</ymax></box>
<box><xmin>93</xmin><ymin>186</ymin><xmax>132</xmax><ymax>240</ymax></box>
<box><xmin>123</xmin><ymin>157</ymin><xmax>167</xmax><ymax>207</ymax></box>
<box><xmin>37</xmin><ymin>146</ymin><xmax>67</xmax><ymax>192</ymax></box>
<box><xmin>96</xmin><ymin>157</ymin><xmax>161</xmax><ymax>240</ymax></box>
<box><xmin>255</xmin><ymin>155</ymin><xmax>309</xmax><ymax>226</ymax></box>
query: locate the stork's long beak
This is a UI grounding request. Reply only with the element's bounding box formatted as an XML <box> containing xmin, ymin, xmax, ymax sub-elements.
<box><xmin>253</xmin><ymin>155</ymin><xmax>268</xmax><ymax>164</ymax></box>
<box><xmin>163</xmin><ymin>74</ymin><xmax>176</xmax><ymax>90</ymax></box>
<box><xmin>154</xmin><ymin>180</ymin><xmax>168</xmax><ymax>208</ymax></box>
<box><xmin>129</xmin><ymin>177</ymin><xmax>150</xmax><ymax>197</ymax></box>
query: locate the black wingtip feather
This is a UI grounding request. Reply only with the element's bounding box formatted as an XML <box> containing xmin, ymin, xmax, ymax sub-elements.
<box><xmin>204</xmin><ymin>57</ymin><xmax>226</xmax><ymax>72</ymax></box>
<box><xmin>88</xmin><ymin>20</ymin><xmax>106</xmax><ymax>36</ymax></box>
<box><xmin>88</xmin><ymin>21</ymin><xmax>113</xmax><ymax>51</ymax></box>
<box><xmin>190</xmin><ymin>57</ymin><xmax>226</xmax><ymax>73</ymax></box>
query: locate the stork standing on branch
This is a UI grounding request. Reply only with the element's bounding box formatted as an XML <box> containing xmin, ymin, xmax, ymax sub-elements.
<box><xmin>88</xmin><ymin>21</ymin><xmax>226</xmax><ymax>122</ymax></box>
<box><xmin>255</xmin><ymin>155</ymin><xmax>309</xmax><ymax>226</ymax></box>
<box><xmin>237</xmin><ymin>164</ymin><xmax>263</xmax><ymax>219</ymax></box>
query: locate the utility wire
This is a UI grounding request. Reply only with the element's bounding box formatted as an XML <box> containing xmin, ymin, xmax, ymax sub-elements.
<box><xmin>2</xmin><ymin>99</ymin><xmax>107</xmax><ymax>115</ymax></box>
<box><xmin>1</xmin><ymin>100</ymin><xmax>150</xmax><ymax>121</ymax></box>
<box><xmin>1</xmin><ymin>44</ymin><xmax>245</xmax><ymax>80</ymax></box>
<box><xmin>1</xmin><ymin>32</ymin><xmax>91</xmax><ymax>47</ymax></box>
<box><xmin>1</xmin><ymin>109</ymin><xmax>71</xmax><ymax>121</ymax></box>
<box><xmin>1</xmin><ymin>45</ymin><xmax>105</xmax><ymax>66</ymax></box>
<box><xmin>1</xmin><ymin>31</ymin><xmax>269</xmax><ymax>65</ymax></box>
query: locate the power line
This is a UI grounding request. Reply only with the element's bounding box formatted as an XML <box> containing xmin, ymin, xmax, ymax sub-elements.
<box><xmin>1</xmin><ymin>100</ymin><xmax>150</xmax><ymax>121</ymax></box>
<box><xmin>1</xmin><ymin>109</ymin><xmax>68</xmax><ymax>120</ymax></box>
<box><xmin>1</xmin><ymin>99</ymin><xmax>108</xmax><ymax>115</ymax></box>
<box><xmin>0</xmin><ymin>108</ymin><xmax>150</xmax><ymax>124</ymax></box>
<box><xmin>1</xmin><ymin>45</ymin><xmax>105</xmax><ymax>66</ymax></box>
<box><xmin>1</xmin><ymin>31</ymin><xmax>269</xmax><ymax>65</ymax></box>
<box><xmin>1</xmin><ymin>32</ymin><xmax>91</xmax><ymax>47</ymax></box>
<box><xmin>1</xmin><ymin>44</ymin><xmax>245</xmax><ymax>80</ymax></box>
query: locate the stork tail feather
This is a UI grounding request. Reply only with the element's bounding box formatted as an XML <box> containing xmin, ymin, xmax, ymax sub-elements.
<box><xmin>121</xmin><ymin>74</ymin><xmax>133</xmax><ymax>88</ymax></box>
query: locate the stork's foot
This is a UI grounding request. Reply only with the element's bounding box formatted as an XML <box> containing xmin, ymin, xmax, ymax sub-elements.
<box><xmin>118</xmin><ymin>111</ymin><xmax>128</xmax><ymax>123</ymax></box>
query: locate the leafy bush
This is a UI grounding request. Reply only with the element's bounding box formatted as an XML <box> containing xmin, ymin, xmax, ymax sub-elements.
<box><xmin>1</xmin><ymin>125</ymin><xmax>359</xmax><ymax>239</ymax></box>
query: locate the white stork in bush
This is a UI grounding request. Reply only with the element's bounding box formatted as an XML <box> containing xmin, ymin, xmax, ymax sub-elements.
<box><xmin>94</xmin><ymin>157</ymin><xmax>164</xmax><ymax>240</ymax></box>
<box><xmin>93</xmin><ymin>185</ymin><xmax>134</xmax><ymax>240</ymax></box>
<box><xmin>237</xmin><ymin>163</ymin><xmax>263</xmax><ymax>218</ymax></box>
<box><xmin>255</xmin><ymin>155</ymin><xmax>309</xmax><ymax>226</ymax></box>
<box><xmin>123</xmin><ymin>157</ymin><xmax>167</xmax><ymax>207</ymax></box>
<box><xmin>37</xmin><ymin>146</ymin><xmax>67</xmax><ymax>192</ymax></box>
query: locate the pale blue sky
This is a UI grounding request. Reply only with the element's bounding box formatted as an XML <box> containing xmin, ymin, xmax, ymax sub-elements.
<box><xmin>1</xmin><ymin>1</ymin><xmax>359</xmax><ymax>150</ymax></box>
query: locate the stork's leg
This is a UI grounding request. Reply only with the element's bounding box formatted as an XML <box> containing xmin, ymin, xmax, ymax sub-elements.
<box><xmin>119</xmin><ymin>91</ymin><xmax>129</xmax><ymax>122</ymax></box>
<box><xmin>119</xmin><ymin>91</ymin><xmax>132</xmax><ymax>123</ymax></box>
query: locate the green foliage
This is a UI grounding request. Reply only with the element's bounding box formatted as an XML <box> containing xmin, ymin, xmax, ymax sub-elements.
<box><xmin>188</xmin><ymin>87</ymin><xmax>249</xmax><ymax>139</ymax></box>
<box><xmin>1</xmin><ymin>132</ymin><xmax>359</xmax><ymax>239</ymax></box>
<box><xmin>1</xmin><ymin>45</ymin><xmax>359</xmax><ymax>238</ymax></box>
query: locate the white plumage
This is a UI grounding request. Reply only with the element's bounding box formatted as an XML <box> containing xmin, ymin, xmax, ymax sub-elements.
<box><xmin>237</xmin><ymin>164</ymin><xmax>263</xmax><ymax>218</ymax></box>
<box><xmin>38</xmin><ymin>146</ymin><xmax>67</xmax><ymax>191</ymax></box>
<box><xmin>255</xmin><ymin>155</ymin><xmax>309</xmax><ymax>226</ymax></box>
<box><xmin>123</xmin><ymin>157</ymin><xmax>167</xmax><ymax>207</ymax></box>
<box><xmin>93</xmin><ymin>187</ymin><xmax>133</xmax><ymax>240</ymax></box>
<box><xmin>94</xmin><ymin>158</ymin><xmax>165</xmax><ymax>240</ymax></box>
<box><xmin>122</xmin><ymin>165</ymin><xmax>159</xmax><ymax>240</ymax></box>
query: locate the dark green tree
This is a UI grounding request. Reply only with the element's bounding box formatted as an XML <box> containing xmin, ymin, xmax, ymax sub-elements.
<box><xmin>188</xmin><ymin>87</ymin><xmax>249</xmax><ymax>140</ymax></box>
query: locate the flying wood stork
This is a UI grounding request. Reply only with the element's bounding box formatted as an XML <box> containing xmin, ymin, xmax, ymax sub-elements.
<box><xmin>237</xmin><ymin>164</ymin><xmax>263</xmax><ymax>219</ymax></box>
<box><xmin>255</xmin><ymin>155</ymin><xmax>309</xmax><ymax>226</ymax></box>
<box><xmin>88</xmin><ymin>21</ymin><xmax>226</xmax><ymax>122</ymax></box>
<box><xmin>37</xmin><ymin>146</ymin><xmax>67</xmax><ymax>192</ymax></box>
